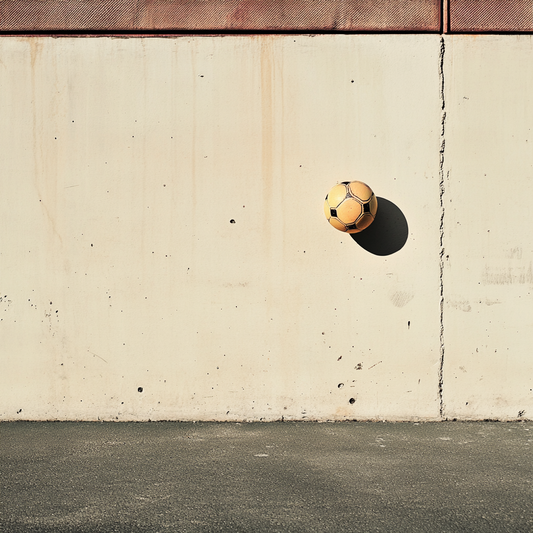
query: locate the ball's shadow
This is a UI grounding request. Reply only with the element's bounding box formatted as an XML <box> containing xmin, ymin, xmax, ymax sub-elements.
<box><xmin>351</xmin><ymin>197</ymin><xmax>408</xmax><ymax>256</ymax></box>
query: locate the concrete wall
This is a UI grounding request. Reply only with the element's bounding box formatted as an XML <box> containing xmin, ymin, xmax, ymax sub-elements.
<box><xmin>443</xmin><ymin>36</ymin><xmax>533</xmax><ymax>420</ymax></box>
<box><xmin>0</xmin><ymin>35</ymin><xmax>531</xmax><ymax>421</ymax></box>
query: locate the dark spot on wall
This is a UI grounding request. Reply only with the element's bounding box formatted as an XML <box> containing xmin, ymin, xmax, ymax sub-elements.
<box><xmin>338</xmin><ymin>383</ymin><xmax>344</xmax><ymax>388</ymax></box>
<box><xmin>230</xmin><ymin>219</ymin><xmax>236</xmax><ymax>224</ymax></box>
<box><xmin>518</xmin><ymin>410</ymin><xmax>526</xmax><ymax>417</ymax></box>
<box><xmin>138</xmin><ymin>387</ymin><xmax>143</xmax><ymax>393</ymax></box>
<box><xmin>349</xmin><ymin>398</ymin><xmax>356</xmax><ymax>404</ymax></box>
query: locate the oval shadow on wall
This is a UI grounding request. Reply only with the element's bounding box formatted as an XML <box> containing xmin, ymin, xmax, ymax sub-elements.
<box><xmin>351</xmin><ymin>197</ymin><xmax>408</xmax><ymax>256</ymax></box>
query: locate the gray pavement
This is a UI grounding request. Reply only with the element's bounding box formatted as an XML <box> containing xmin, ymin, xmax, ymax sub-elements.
<box><xmin>1</xmin><ymin>421</ymin><xmax>532</xmax><ymax>532</ymax></box>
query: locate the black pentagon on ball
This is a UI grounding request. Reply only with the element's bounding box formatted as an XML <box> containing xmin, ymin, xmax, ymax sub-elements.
<box><xmin>345</xmin><ymin>222</ymin><xmax>358</xmax><ymax>231</ymax></box>
<box><xmin>363</xmin><ymin>202</ymin><xmax>371</xmax><ymax>214</ymax></box>
<box><xmin>330</xmin><ymin>208</ymin><xmax>338</xmax><ymax>217</ymax></box>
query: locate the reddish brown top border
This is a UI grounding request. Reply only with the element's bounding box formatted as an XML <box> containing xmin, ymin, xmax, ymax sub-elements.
<box><xmin>0</xmin><ymin>0</ymin><xmax>441</xmax><ymax>33</ymax></box>
<box><xmin>449</xmin><ymin>0</ymin><xmax>533</xmax><ymax>33</ymax></box>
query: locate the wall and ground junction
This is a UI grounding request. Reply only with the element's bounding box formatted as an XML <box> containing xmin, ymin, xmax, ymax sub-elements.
<box><xmin>0</xmin><ymin>31</ymin><xmax>532</xmax><ymax>421</ymax></box>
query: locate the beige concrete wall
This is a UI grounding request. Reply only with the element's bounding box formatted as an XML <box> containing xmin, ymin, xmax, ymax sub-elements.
<box><xmin>443</xmin><ymin>36</ymin><xmax>533</xmax><ymax>420</ymax></box>
<box><xmin>0</xmin><ymin>35</ymin><xmax>530</xmax><ymax>421</ymax></box>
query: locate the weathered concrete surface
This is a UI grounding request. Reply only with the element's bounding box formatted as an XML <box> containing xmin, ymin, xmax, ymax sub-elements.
<box><xmin>442</xmin><ymin>36</ymin><xmax>533</xmax><ymax>420</ymax></box>
<box><xmin>1</xmin><ymin>421</ymin><xmax>532</xmax><ymax>532</ymax></box>
<box><xmin>0</xmin><ymin>36</ymin><xmax>442</xmax><ymax>422</ymax></box>
<box><xmin>1</xmin><ymin>34</ymin><xmax>533</xmax><ymax>422</ymax></box>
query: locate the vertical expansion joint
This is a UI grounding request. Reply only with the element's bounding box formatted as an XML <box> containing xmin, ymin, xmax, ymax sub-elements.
<box><xmin>439</xmin><ymin>37</ymin><xmax>446</xmax><ymax>111</ymax></box>
<box><xmin>438</xmin><ymin>37</ymin><xmax>446</xmax><ymax>419</ymax></box>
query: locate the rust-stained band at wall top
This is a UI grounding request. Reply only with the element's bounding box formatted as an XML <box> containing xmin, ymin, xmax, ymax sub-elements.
<box><xmin>449</xmin><ymin>0</ymin><xmax>533</xmax><ymax>32</ymax></box>
<box><xmin>0</xmin><ymin>0</ymin><xmax>441</xmax><ymax>32</ymax></box>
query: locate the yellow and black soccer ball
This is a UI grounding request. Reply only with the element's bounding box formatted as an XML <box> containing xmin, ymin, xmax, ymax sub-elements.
<box><xmin>324</xmin><ymin>181</ymin><xmax>378</xmax><ymax>233</ymax></box>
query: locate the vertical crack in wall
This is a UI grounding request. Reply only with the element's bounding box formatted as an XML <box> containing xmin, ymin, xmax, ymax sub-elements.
<box><xmin>438</xmin><ymin>36</ymin><xmax>446</xmax><ymax>419</ymax></box>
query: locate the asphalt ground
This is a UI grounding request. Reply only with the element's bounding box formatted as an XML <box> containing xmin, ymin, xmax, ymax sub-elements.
<box><xmin>1</xmin><ymin>421</ymin><xmax>532</xmax><ymax>532</ymax></box>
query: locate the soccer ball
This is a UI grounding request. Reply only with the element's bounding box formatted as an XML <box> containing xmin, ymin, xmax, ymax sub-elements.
<box><xmin>324</xmin><ymin>181</ymin><xmax>378</xmax><ymax>233</ymax></box>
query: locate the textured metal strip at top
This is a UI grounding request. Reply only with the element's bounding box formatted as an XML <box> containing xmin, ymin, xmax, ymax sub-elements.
<box><xmin>0</xmin><ymin>0</ymin><xmax>441</xmax><ymax>32</ymax></box>
<box><xmin>449</xmin><ymin>0</ymin><xmax>533</xmax><ymax>32</ymax></box>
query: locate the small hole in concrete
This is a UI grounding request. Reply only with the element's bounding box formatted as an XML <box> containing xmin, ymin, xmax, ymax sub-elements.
<box><xmin>230</xmin><ymin>219</ymin><xmax>236</xmax><ymax>224</ymax></box>
<box><xmin>349</xmin><ymin>398</ymin><xmax>356</xmax><ymax>404</ymax></box>
<box><xmin>338</xmin><ymin>383</ymin><xmax>344</xmax><ymax>388</ymax></box>
<box><xmin>138</xmin><ymin>387</ymin><xmax>143</xmax><ymax>393</ymax></box>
